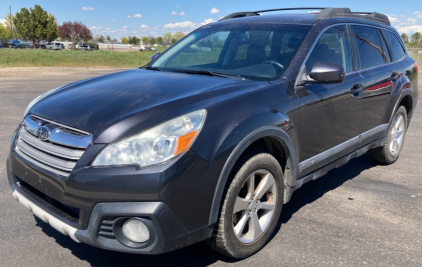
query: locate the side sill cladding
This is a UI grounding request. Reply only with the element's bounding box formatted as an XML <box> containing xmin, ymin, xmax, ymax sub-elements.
<box><xmin>294</xmin><ymin>137</ymin><xmax>385</xmax><ymax>191</ymax></box>
<box><xmin>208</xmin><ymin>126</ymin><xmax>298</xmax><ymax>225</ymax></box>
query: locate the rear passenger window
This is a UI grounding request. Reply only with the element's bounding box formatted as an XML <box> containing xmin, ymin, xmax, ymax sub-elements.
<box><xmin>306</xmin><ymin>25</ymin><xmax>353</xmax><ymax>73</ymax></box>
<box><xmin>352</xmin><ymin>25</ymin><xmax>387</xmax><ymax>69</ymax></box>
<box><xmin>382</xmin><ymin>30</ymin><xmax>406</xmax><ymax>62</ymax></box>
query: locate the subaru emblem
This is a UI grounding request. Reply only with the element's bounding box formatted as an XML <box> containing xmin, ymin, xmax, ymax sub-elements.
<box><xmin>37</xmin><ymin>126</ymin><xmax>50</xmax><ymax>141</ymax></box>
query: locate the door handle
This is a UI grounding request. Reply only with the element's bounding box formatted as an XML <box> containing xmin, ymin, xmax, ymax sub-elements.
<box><xmin>389</xmin><ymin>71</ymin><xmax>399</xmax><ymax>81</ymax></box>
<box><xmin>350</xmin><ymin>84</ymin><xmax>363</xmax><ymax>95</ymax></box>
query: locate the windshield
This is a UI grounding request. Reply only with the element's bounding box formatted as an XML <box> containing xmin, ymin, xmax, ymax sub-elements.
<box><xmin>151</xmin><ymin>23</ymin><xmax>311</xmax><ymax>80</ymax></box>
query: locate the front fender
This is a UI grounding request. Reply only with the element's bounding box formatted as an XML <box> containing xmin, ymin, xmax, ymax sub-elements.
<box><xmin>208</xmin><ymin>126</ymin><xmax>299</xmax><ymax>224</ymax></box>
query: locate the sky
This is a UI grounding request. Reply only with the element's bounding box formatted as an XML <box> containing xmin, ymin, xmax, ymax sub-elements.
<box><xmin>1</xmin><ymin>0</ymin><xmax>422</xmax><ymax>39</ymax></box>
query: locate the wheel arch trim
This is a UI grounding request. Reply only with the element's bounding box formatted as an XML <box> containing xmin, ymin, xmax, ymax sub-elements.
<box><xmin>208</xmin><ymin>126</ymin><xmax>298</xmax><ymax>225</ymax></box>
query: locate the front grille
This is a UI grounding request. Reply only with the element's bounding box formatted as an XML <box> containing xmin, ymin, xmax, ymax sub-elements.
<box><xmin>15</xmin><ymin>115</ymin><xmax>92</xmax><ymax>177</ymax></box>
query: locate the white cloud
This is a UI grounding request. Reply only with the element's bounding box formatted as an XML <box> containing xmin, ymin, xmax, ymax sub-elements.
<box><xmin>201</xmin><ymin>18</ymin><xmax>215</xmax><ymax>25</ymax></box>
<box><xmin>140</xmin><ymin>24</ymin><xmax>149</xmax><ymax>29</ymax></box>
<box><xmin>179</xmin><ymin>12</ymin><xmax>185</xmax><ymax>16</ymax></box>
<box><xmin>113</xmin><ymin>19</ymin><xmax>116</xmax><ymax>22</ymax></box>
<box><xmin>176</xmin><ymin>5</ymin><xmax>181</xmax><ymax>8</ymax></box>
<box><xmin>133</xmin><ymin>14</ymin><xmax>142</xmax><ymax>18</ymax></box>
<box><xmin>387</xmin><ymin>15</ymin><xmax>401</xmax><ymax>23</ymax></box>
<box><xmin>164</xmin><ymin>19</ymin><xmax>215</xmax><ymax>29</ymax></box>
<box><xmin>211</xmin><ymin>7</ymin><xmax>220</xmax><ymax>14</ymax></box>
<box><xmin>164</xmin><ymin>21</ymin><xmax>197</xmax><ymax>29</ymax></box>
<box><xmin>397</xmin><ymin>25</ymin><xmax>422</xmax><ymax>34</ymax></box>
<box><xmin>127</xmin><ymin>15</ymin><xmax>131</xmax><ymax>18</ymax></box>
<box><xmin>414</xmin><ymin>11</ymin><xmax>422</xmax><ymax>19</ymax></box>
<box><xmin>122</xmin><ymin>25</ymin><xmax>128</xmax><ymax>29</ymax></box>
<box><xmin>81</xmin><ymin>7</ymin><xmax>96</xmax><ymax>11</ymax></box>
<box><xmin>171</xmin><ymin>11</ymin><xmax>178</xmax><ymax>15</ymax></box>
<box><xmin>0</xmin><ymin>19</ymin><xmax>8</xmax><ymax>26</ymax></box>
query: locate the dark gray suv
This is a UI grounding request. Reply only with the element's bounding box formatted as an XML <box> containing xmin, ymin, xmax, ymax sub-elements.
<box><xmin>7</xmin><ymin>8</ymin><xmax>418</xmax><ymax>258</ymax></box>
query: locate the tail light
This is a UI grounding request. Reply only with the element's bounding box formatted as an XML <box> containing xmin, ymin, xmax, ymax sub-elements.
<box><xmin>414</xmin><ymin>61</ymin><xmax>418</xmax><ymax>73</ymax></box>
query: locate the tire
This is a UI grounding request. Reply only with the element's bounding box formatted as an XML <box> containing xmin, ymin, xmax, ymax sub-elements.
<box><xmin>207</xmin><ymin>153</ymin><xmax>284</xmax><ymax>259</ymax></box>
<box><xmin>368</xmin><ymin>106</ymin><xmax>407</xmax><ymax>165</ymax></box>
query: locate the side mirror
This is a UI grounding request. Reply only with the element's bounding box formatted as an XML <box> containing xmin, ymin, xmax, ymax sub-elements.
<box><xmin>310</xmin><ymin>62</ymin><xmax>345</xmax><ymax>84</ymax></box>
<box><xmin>150</xmin><ymin>52</ymin><xmax>161</xmax><ymax>61</ymax></box>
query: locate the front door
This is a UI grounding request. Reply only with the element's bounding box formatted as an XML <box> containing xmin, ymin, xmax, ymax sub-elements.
<box><xmin>296</xmin><ymin>25</ymin><xmax>363</xmax><ymax>176</ymax></box>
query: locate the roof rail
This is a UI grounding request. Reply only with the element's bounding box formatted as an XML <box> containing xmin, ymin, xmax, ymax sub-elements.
<box><xmin>219</xmin><ymin>7</ymin><xmax>327</xmax><ymax>20</ymax></box>
<box><xmin>220</xmin><ymin>7</ymin><xmax>391</xmax><ymax>25</ymax></box>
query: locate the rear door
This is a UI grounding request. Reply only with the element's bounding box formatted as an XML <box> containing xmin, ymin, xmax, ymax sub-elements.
<box><xmin>296</xmin><ymin>25</ymin><xmax>364</xmax><ymax>176</ymax></box>
<box><xmin>351</xmin><ymin>25</ymin><xmax>395</xmax><ymax>146</ymax></box>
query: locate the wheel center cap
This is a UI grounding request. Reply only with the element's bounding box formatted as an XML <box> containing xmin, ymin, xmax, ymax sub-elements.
<box><xmin>249</xmin><ymin>200</ymin><xmax>258</xmax><ymax>211</ymax></box>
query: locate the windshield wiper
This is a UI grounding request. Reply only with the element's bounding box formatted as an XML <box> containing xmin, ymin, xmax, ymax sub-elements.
<box><xmin>174</xmin><ymin>69</ymin><xmax>244</xmax><ymax>79</ymax></box>
<box><xmin>143</xmin><ymin>66</ymin><xmax>162</xmax><ymax>71</ymax></box>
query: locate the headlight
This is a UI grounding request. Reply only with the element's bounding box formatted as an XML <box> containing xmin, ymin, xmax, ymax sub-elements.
<box><xmin>92</xmin><ymin>109</ymin><xmax>207</xmax><ymax>167</ymax></box>
<box><xmin>24</xmin><ymin>87</ymin><xmax>62</xmax><ymax>116</ymax></box>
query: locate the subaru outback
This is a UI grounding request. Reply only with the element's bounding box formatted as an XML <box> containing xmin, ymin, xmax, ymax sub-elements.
<box><xmin>6</xmin><ymin>7</ymin><xmax>418</xmax><ymax>258</ymax></box>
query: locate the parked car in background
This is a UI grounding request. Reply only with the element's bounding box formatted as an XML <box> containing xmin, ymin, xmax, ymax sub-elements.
<box><xmin>46</xmin><ymin>42</ymin><xmax>62</xmax><ymax>50</ymax></box>
<box><xmin>0</xmin><ymin>44</ymin><xmax>2</xmax><ymax>49</ymax></box>
<box><xmin>7</xmin><ymin>43</ymin><xmax>17</xmax><ymax>49</ymax></box>
<box><xmin>77</xmin><ymin>44</ymin><xmax>95</xmax><ymax>51</ymax></box>
<box><xmin>60</xmin><ymin>44</ymin><xmax>65</xmax><ymax>49</ymax></box>
<box><xmin>139</xmin><ymin>45</ymin><xmax>156</xmax><ymax>51</ymax></box>
<box><xmin>38</xmin><ymin>44</ymin><xmax>46</xmax><ymax>49</ymax></box>
<box><xmin>76</xmin><ymin>42</ymin><xmax>88</xmax><ymax>49</ymax></box>
<box><xmin>18</xmin><ymin>43</ymin><xmax>34</xmax><ymax>49</ymax></box>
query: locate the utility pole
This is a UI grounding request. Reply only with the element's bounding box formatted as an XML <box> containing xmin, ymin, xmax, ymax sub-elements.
<box><xmin>9</xmin><ymin>6</ymin><xmax>13</xmax><ymax>41</ymax></box>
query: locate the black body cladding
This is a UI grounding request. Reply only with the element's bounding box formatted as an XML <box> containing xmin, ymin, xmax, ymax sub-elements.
<box><xmin>6</xmin><ymin>8</ymin><xmax>418</xmax><ymax>255</ymax></box>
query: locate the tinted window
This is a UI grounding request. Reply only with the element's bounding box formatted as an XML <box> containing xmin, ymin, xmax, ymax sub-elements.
<box><xmin>306</xmin><ymin>25</ymin><xmax>353</xmax><ymax>73</ymax></box>
<box><xmin>152</xmin><ymin>24</ymin><xmax>311</xmax><ymax>81</ymax></box>
<box><xmin>382</xmin><ymin>30</ymin><xmax>406</xmax><ymax>61</ymax></box>
<box><xmin>352</xmin><ymin>25</ymin><xmax>387</xmax><ymax>69</ymax></box>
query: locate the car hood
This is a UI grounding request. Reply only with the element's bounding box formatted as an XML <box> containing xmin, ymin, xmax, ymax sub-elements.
<box><xmin>30</xmin><ymin>69</ymin><xmax>269</xmax><ymax>143</ymax></box>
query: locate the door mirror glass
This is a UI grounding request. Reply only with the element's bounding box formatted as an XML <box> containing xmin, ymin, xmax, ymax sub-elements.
<box><xmin>310</xmin><ymin>61</ymin><xmax>345</xmax><ymax>84</ymax></box>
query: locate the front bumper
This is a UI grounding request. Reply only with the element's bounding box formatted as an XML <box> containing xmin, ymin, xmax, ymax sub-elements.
<box><xmin>7</xmin><ymin>157</ymin><xmax>213</xmax><ymax>254</ymax></box>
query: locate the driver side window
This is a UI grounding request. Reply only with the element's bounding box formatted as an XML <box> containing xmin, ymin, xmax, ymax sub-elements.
<box><xmin>306</xmin><ymin>25</ymin><xmax>353</xmax><ymax>73</ymax></box>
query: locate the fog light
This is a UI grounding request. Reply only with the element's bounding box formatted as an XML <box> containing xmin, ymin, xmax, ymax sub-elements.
<box><xmin>122</xmin><ymin>219</ymin><xmax>150</xmax><ymax>243</ymax></box>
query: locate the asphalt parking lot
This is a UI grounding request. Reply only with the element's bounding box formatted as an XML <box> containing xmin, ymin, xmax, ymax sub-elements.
<box><xmin>0</xmin><ymin>68</ymin><xmax>421</xmax><ymax>267</ymax></box>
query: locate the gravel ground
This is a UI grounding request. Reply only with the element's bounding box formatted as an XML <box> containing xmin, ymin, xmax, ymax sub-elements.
<box><xmin>0</xmin><ymin>67</ymin><xmax>421</xmax><ymax>267</ymax></box>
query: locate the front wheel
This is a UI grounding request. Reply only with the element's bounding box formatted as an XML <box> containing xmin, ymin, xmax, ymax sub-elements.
<box><xmin>207</xmin><ymin>153</ymin><xmax>284</xmax><ymax>259</ymax></box>
<box><xmin>368</xmin><ymin>106</ymin><xmax>407</xmax><ymax>164</ymax></box>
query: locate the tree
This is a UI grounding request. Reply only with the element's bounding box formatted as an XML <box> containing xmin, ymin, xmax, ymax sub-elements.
<box><xmin>121</xmin><ymin>37</ymin><xmax>128</xmax><ymax>44</ymax></box>
<box><xmin>0</xmin><ymin>24</ymin><xmax>7</xmax><ymax>43</ymax></box>
<box><xmin>150</xmin><ymin>37</ymin><xmax>156</xmax><ymax>45</ymax></box>
<box><xmin>173</xmin><ymin>31</ymin><xmax>185</xmax><ymax>41</ymax></box>
<box><xmin>113</xmin><ymin>38</ymin><xmax>117</xmax><ymax>42</ymax></box>
<box><xmin>156</xmin><ymin>36</ymin><xmax>163</xmax><ymax>45</ymax></box>
<box><xmin>106</xmin><ymin>35</ymin><xmax>111</xmax><ymax>41</ymax></box>
<box><xmin>98</xmin><ymin>35</ymin><xmax>105</xmax><ymax>43</ymax></box>
<box><xmin>171</xmin><ymin>38</ymin><xmax>177</xmax><ymax>44</ymax></box>
<box><xmin>45</xmin><ymin>13</ymin><xmax>59</xmax><ymax>42</ymax></box>
<box><xmin>410</xmin><ymin>32</ymin><xmax>421</xmax><ymax>48</ymax></box>
<box><xmin>401</xmin><ymin>33</ymin><xmax>409</xmax><ymax>45</ymax></box>
<box><xmin>162</xmin><ymin>32</ymin><xmax>173</xmax><ymax>43</ymax></box>
<box><xmin>13</xmin><ymin>5</ymin><xmax>51</xmax><ymax>48</ymax></box>
<box><xmin>4</xmin><ymin>13</ymin><xmax>15</xmax><ymax>40</ymax></box>
<box><xmin>58</xmin><ymin>21</ymin><xmax>92</xmax><ymax>44</ymax></box>
<box><xmin>141</xmin><ymin>36</ymin><xmax>149</xmax><ymax>45</ymax></box>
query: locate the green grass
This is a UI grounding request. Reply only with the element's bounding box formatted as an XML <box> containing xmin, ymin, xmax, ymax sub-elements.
<box><xmin>0</xmin><ymin>47</ymin><xmax>168</xmax><ymax>68</ymax></box>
